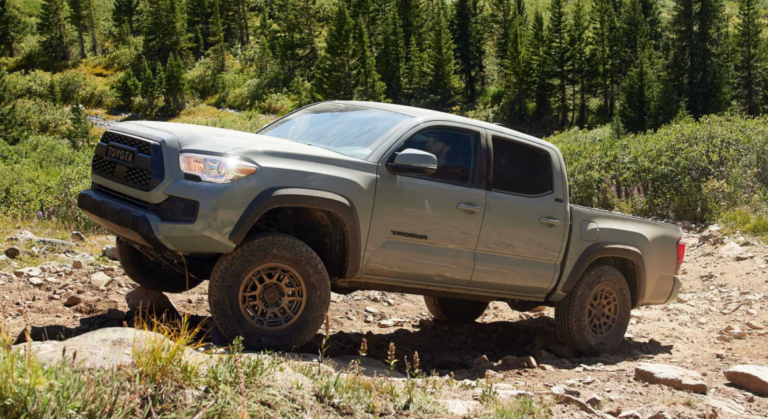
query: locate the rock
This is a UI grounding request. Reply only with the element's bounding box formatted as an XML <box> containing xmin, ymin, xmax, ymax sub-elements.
<box><xmin>715</xmin><ymin>351</ymin><xmax>727</xmax><ymax>359</ymax></box>
<box><xmin>102</xmin><ymin>245</ymin><xmax>118</xmax><ymax>260</ymax></box>
<box><xmin>634</xmin><ymin>363</ymin><xmax>708</xmax><ymax>394</ymax></box>
<box><xmin>723</xmin><ymin>365</ymin><xmax>768</xmax><ymax>396</ymax></box>
<box><xmin>538</xmin><ymin>364</ymin><xmax>555</xmax><ymax>371</ymax></box>
<box><xmin>439</xmin><ymin>400</ymin><xmax>481</xmax><ymax>416</ymax></box>
<box><xmin>106</xmin><ymin>308</ymin><xmax>126</xmax><ymax>320</ymax></box>
<box><xmin>746</xmin><ymin>321</ymin><xmax>764</xmax><ymax>330</ymax></box>
<box><xmin>585</xmin><ymin>394</ymin><xmax>602</xmax><ymax>408</ymax></box>
<box><xmin>377</xmin><ymin>318</ymin><xmax>405</xmax><ymax>328</ymax></box>
<box><xmin>72</xmin><ymin>260</ymin><xmax>84</xmax><ymax>270</ymax></box>
<box><xmin>71</xmin><ymin>231</ymin><xmax>86</xmax><ymax>242</ymax></box>
<box><xmin>720</xmin><ymin>242</ymin><xmax>746</xmax><ymax>258</ymax></box>
<box><xmin>125</xmin><ymin>287</ymin><xmax>178</xmax><ymax>315</ymax></box>
<box><xmin>473</xmin><ymin>355</ymin><xmax>490</xmax><ymax>366</ymax></box>
<box><xmin>432</xmin><ymin>353</ymin><xmax>466</xmax><ymax>370</ymax></box>
<box><xmin>364</xmin><ymin>315</ymin><xmax>374</xmax><ymax>323</ymax></box>
<box><xmin>63</xmin><ymin>295</ymin><xmax>82</xmax><ymax>307</ymax></box>
<box><xmin>617</xmin><ymin>410</ymin><xmax>641</xmax><ymax>419</ymax></box>
<box><xmin>49</xmin><ymin>294</ymin><xmax>61</xmax><ymax>300</ymax></box>
<box><xmin>647</xmin><ymin>411</ymin><xmax>672</xmax><ymax>419</ymax></box>
<box><xmin>364</xmin><ymin>306</ymin><xmax>379</xmax><ymax>314</ymax></box>
<box><xmin>331</xmin><ymin>355</ymin><xmax>406</xmax><ymax>378</ymax></box>
<box><xmin>548</xmin><ymin>342</ymin><xmax>580</xmax><ymax>359</ymax></box>
<box><xmin>8</xmin><ymin>230</ymin><xmax>36</xmax><ymax>242</ymax></box>
<box><xmin>502</xmin><ymin>355</ymin><xmax>519</xmax><ymax>366</ymax></box>
<box><xmin>551</xmin><ymin>385</ymin><xmax>581</xmax><ymax>397</ymax></box>
<box><xmin>90</xmin><ymin>272</ymin><xmax>113</xmax><ymax>288</ymax></box>
<box><xmin>36</xmin><ymin>238</ymin><xmax>76</xmax><ymax>249</ymax></box>
<box><xmin>524</xmin><ymin>356</ymin><xmax>537</xmax><ymax>369</ymax></box>
<box><xmin>12</xmin><ymin>328</ymin><xmax>210</xmax><ymax>369</ymax></box>
<box><xmin>418</xmin><ymin>319</ymin><xmax>435</xmax><ymax>329</ymax></box>
<box><xmin>4</xmin><ymin>246</ymin><xmax>20</xmax><ymax>259</ymax></box>
<box><xmin>28</xmin><ymin>277</ymin><xmax>43</xmax><ymax>286</ymax></box>
<box><xmin>14</xmin><ymin>267</ymin><xmax>42</xmax><ymax>277</ymax></box>
<box><xmin>330</xmin><ymin>292</ymin><xmax>343</xmax><ymax>302</ymax></box>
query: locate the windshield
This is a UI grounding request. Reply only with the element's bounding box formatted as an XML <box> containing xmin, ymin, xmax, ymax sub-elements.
<box><xmin>258</xmin><ymin>103</ymin><xmax>411</xmax><ymax>159</ymax></box>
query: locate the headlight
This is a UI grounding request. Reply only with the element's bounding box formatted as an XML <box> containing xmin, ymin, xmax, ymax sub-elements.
<box><xmin>178</xmin><ymin>153</ymin><xmax>258</xmax><ymax>183</ymax></box>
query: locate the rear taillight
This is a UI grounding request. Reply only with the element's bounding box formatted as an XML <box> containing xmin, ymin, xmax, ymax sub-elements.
<box><xmin>675</xmin><ymin>241</ymin><xmax>686</xmax><ymax>274</ymax></box>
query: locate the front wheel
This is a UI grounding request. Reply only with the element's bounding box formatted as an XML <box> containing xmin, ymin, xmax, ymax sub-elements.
<box><xmin>555</xmin><ymin>264</ymin><xmax>632</xmax><ymax>355</ymax></box>
<box><xmin>208</xmin><ymin>233</ymin><xmax>330</xmax><ymax>350</ymax></box>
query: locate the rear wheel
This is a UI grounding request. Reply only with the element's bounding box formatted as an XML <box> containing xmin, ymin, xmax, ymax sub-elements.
<box><xmin>555</xmin><ymin>264</ymin><xmax>631</xmax><ymax>355</ymax></box>
<box><xmin>424</xmin><ymin>296</ymin><xmax>489</xmax><ymax>323</ymax></box>
<box><xmin>208</xmin><ymin>233</ymin><xmax>330</xmax><ymax>350</ymax></box>
<box><xmin>117</xmin><ymin>239</ymin><xmax>204</xmax><ymax>293</ymax></box>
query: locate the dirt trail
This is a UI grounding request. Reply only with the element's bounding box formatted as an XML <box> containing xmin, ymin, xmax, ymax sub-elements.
<box><xmin>2</xmin><ymin>227</ymin><xmax>767</xmax><ymax>418</ymax></box>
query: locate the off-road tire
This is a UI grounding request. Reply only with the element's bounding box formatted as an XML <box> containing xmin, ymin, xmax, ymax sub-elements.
<box><xmin>555</xmin><ymin>264</ymin><xmax>632</xmax><ymax>355</ymax></box>
<box><xmin>208</xmin><ymin>232</ymin><xmax>330</xmax><ymax>350</ymax></box>
<box><xmin>117</xmin><ymin>239</ymin><xmax>204</xmax><ymax>293</ymax></box>
<box><xmin>424</xmin><ymin>296</ymin><xmax>489</xmax><ymax>323</ymax></box>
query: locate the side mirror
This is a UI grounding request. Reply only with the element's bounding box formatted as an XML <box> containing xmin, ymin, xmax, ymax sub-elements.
<box><xmin>387</xmin><ymin>148</ymin><xmax>438</xmax><ymax>175</ymax></box>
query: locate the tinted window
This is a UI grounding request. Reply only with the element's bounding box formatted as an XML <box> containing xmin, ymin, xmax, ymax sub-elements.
<box><xmin>492</xmin><ymin>137</ymin><xmax>553</xmax><ymax>195</ymax></box>
<box><xmin>395</xmin><ymin>128</ymin><xmax>479</xmax><ymax>186</ymax></box>
<box><xmin>259</xmin><ymin>103</ymin><xmax>411</xmax><ymax>159</ymax></box>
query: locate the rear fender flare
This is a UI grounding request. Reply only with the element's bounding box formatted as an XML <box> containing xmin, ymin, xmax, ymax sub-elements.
<box><xmin>556</xmin><ymin>242</ymin><xmax>646</xmax><ymax>304</ymax></box>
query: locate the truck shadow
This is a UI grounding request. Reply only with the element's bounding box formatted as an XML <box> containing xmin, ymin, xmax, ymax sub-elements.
<box><xmin>18</xmin><ymin>312</ymin><xmax>672</xmax><ymax>377</ymax></box>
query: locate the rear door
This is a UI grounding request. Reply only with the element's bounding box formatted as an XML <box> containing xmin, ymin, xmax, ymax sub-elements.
<box><xmin>362</xmin><ymin>122</ymin><xmax>487</xmax><ymax>287</ymax></box>
<box><xmin>470</xmin><ymin>134</ymin><xmax>568</xmax><ymax>297</ymax></box>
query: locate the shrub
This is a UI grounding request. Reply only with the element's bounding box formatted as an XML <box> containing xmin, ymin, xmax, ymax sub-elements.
<box><xmin>547</xmin><ymin>114</ymin><xmax>768</xmax><ymax>222</ymax></box>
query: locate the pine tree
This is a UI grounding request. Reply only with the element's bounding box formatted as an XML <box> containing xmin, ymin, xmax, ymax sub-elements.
<box><xmin>269</xmin><ymin>0</ymin><xmax>320</xmax><ymax>82</ymax></box>
<box><xmin>491</xmin><ymin>0</ymin><xmax>513</xmax><ymax>73</ymax></box>
<box><xmin>38</xmin><ymin>0</ymin><xmax>71</xmax><ymax>62</ymax></box>
<box><xmin>451</xmin><ymin>0</ymin><xmax>485</xmax><ymax>103</ymax></box>
<box><xmin>640</xmin><ymin>0</ymin><xmax>662</xmax><ymax>48</ymax></box>
<box><xmin>526</xmin><ymin>10</ymin><xmax>549</xmax><ymax>123</ymax></box>
<box><xmin>396</xmin><ymin>0</ymin><xmax>423</xmax><ymax>55</ymax></box>
<box><xmin>734</xmin><ymin>0</ymin><xmax>764</xmax><ymax>115</ymax></box>
<box><xmin>68</xmin><ymin>0</ymin><xmax>88</xmax><ymax>59</ymax></box>
<box><xmin>139</xmin><ymin>58</ymin><xmax>158</xmax><ymax>112</ymax></box>
<box><xmin>404</xmin><ymin>36</ymin><xmax>427</xmax><ymax>105</ymax></box>
<box><xmin>0</xmin><ymin>70</ymin><xmax>26</xmax><ymax>145</ymax></box>
<box><xmin>546</xmin><ymin>0</ymin><xmax>570</xmax><ymax>127</ymax></box>
<box><xmin>619</xmin><ymin>0</ymin><xmax>650</xmax><ymax>74</ymax></box>
<box><xmin>378</xmin><ymin>6</ymin><xmax>405</xmax><ymax>101</ymax></box>
<box><xmin>501</xmin><ymin>13</ymin><xmax>526</xmax><ymax>124</ymax></box>
<box><xmin>0</xmin><ymin>0</ymin><xmax>24</xmax><ymax>57</ymax></box>
<box><xmin>164</xmin><ymin>54</ymin><xmax>186</xmax><ymax>114</ymax></box>
<box><xmin>668</xmin><ymin>0</ymin><xmax>731</xmax><ymax>117</ymax></box>
<box><xmin>112</xmin><ymin>0</ymin><xmax>139</xmax><ymax>36</ymax></box>
<box><xmin>313</xmin><ymin>0</ymin><xmax>354</xmax><ymax>100</ymax></box>
<box><xmin>618</xmin><ymin>48</ymin><xmax>654</xmax><ymax>133</ymax></box>
<box><xmin>568</xmin><ymin>0</ymin><xmax>592</xmax><ymax>127</ymax></box>
<box><xmin>86</xmin><ymin>0</ymin><xmax>98</xmax><ymax>55</ymax></box>
<box><xmin>209</xmin><ymin>0</ymin><xmax>226</xmax><ymax>74</ymax></box>
<box><xmin>66</xmin><ymin>99</ymin><xmax>92</xmax><ymax>149</ymax></box>
<box><xmin>424</xmin><ymin>0</ymin><xmax>462</xmax><ymax>110</ymax></box>
<box><xmin>115</xmin><ymin>69</ymin><xmax>141</xmax><ymax>108</ymax></box>
<box><xmin>591</xmin><ymin>0</ymin><xmax>620</xmax><ymax>119</ymax></box>
<box><xmin>143</xmin><ymin>0</ymin><xmax>186</xmax><ymax>62</ymax></box>
<box><xmin>352</xmin><ymin>18</ymin><xmax>386</xmax><ymax>100</ymax></box>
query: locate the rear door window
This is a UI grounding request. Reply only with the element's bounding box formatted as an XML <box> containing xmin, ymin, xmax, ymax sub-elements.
<box><xmin>492</xmin><ymin>137</ymin><xmax>553</xmax><ymax>195</ymax></box>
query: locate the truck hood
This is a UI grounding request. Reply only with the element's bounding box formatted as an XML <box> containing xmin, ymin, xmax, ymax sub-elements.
<box><xmin>121</xmin><ymin>121</ymin><xmax>374</xmax><ymax>170</ymax></box>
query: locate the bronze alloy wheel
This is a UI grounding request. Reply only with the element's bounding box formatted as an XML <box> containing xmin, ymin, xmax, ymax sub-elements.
<box><xmin>586</xmin><ymin>285</ymin><xmax>620</xmax><ymax>337</ymax></box>
<box><xmin>238</xmin><ymin>263</ymin><xmax>307</xmax><ymax>330</ymax></box>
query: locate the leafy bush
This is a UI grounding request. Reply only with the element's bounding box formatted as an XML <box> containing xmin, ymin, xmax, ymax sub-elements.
<box><xmin>0</xmin><ymin>135</ymin><xmax>95</xmax><ymax>228</ymax></box>
<box><xmin>548</xmin><ymin>114</ymin><xmax>768</xmax><ymax>221</ymax></box>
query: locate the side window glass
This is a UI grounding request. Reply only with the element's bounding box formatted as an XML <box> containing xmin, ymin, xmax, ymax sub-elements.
<box><xmin>492</xmin><ymin>137</ymin><xmax>553</xmax><ymax>195</ymax></box>
<box><xmin>395</xmin><ymin>128</ymin><xmax>479</xmax><ymax>186</ymax></box>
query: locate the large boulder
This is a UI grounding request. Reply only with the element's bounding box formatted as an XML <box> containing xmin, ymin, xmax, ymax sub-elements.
<box><xmin>724</xmin><ymin>365</ymin><xmax>768</xmax><ymax>396</ymax></box>
<box><xmin>635</xmin><ymin>363</ymin><xmax>708</xmax><ymax>394</ymax></box>
<box><xmin>125</xmin><ymin>287</ymin><xmax>179</xmax><ymax>316</ymax></box>
<box><xmin>12</xmin><ymin>327</ymin><xmax>210</xmax><ymax>369</ymax></box>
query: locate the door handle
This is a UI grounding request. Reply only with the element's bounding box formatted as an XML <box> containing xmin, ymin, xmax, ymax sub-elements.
<box><xmin>539</xmin><ymin>217</ymin><xmax>560</xmax><ymax>226</ymax></box>
<box><xmin>457</xmin><ymin>203</ymin><xmax>483</xmax><ymax>213</ymax></box>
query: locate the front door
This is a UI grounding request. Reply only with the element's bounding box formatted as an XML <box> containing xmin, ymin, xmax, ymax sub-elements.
<box><xmin>470</xmin><ymin>134</ymin><xmax>569</xmax><ymax>297</ymax></box>
<box><xmin>363</xmin><ymin>124</ymin><xmax>487</xmax><ymax>287</ymax></box>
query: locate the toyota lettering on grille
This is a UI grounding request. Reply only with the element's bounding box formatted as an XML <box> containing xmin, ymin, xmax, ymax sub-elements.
<box><xmin>106</xmin><ymin>146</ymin><xmax>135</xmax><ymax>164</ymax></box>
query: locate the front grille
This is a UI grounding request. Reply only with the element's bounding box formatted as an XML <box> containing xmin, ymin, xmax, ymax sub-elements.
<box><xmin>91</xmin><ymin>131</ymin><xmax>164</xmax><ymax>191</ymax></box>
<box><xmin>102</xmin><ymin>131</ymin><xmax>152</xmax><ymax>155</ymax></box>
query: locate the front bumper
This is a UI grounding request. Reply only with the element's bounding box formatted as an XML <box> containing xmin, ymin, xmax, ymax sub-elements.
<box><xmin>78</xmin><ymin>185</ymin><xmax>240</xmax><ymax>254</ymax></box>
<box><xmin>664</xmin><ymin>276</ymin><xmax>682</xmax><ymax>304</ymax></box>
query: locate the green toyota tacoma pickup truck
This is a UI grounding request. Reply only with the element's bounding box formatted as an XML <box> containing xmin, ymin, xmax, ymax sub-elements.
<box><xmin>78</xmin><ymin>101</ymin><xmax>685</xmax><ymax>355</ymax></box>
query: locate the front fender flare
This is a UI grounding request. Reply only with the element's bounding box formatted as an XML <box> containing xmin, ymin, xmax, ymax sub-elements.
<box><xmin>229</xmin><ymin>187</ymin><xmax>361</xmax><ymax>278</ymax></box>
